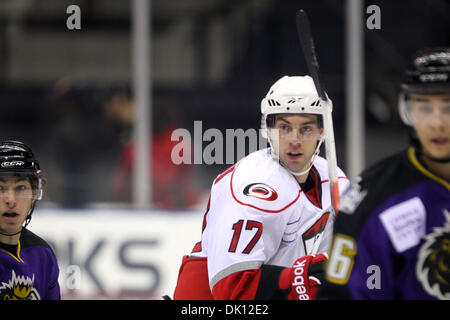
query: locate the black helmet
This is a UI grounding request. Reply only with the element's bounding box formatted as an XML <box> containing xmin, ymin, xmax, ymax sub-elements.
<box><xmin>399</xmin><ymin>47</ymin><xmax>450</xmax><ymax>125</ymax></box>
<box><xmin>0</xmin><ymin>140</ymin><xmax>43</xmax><ymax>198</ymax></box>
<box><xmin>0</xmin><ymin>140</ymin><xmax>44</xmax><ymax>234</ymax></box>
<box><xmin>0</xmin><ymin>141</ymin><xmax>41</xmax><ymax>172</ymax></box>
<box><xmin>401</xmin><ymin>47</ymin><xmax>450</xmax><ymax>94</ymax></box>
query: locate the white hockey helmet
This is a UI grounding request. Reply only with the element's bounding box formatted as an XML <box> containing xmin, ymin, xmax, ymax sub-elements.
<box><xmin>260</xmin><ymin>75</ymin><xmax>332</xmax><ymax>138</ymax></box>
<box><xmin>260</xmin><ymin>75</ymin><xmax>332</xmax><ymax>176</ymax></box>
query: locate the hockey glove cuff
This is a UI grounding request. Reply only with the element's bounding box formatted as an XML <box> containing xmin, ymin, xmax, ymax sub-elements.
<box><xmin>279</xmin><ymin>252</ymin><xmax>328</xmax><ymax>300</ymax></box>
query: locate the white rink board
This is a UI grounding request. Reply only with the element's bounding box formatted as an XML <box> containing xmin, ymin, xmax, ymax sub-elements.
<box><xmin>28</xmin><ymin>208</ymin><xmax>203</xmax><ymax>300</ymax></box>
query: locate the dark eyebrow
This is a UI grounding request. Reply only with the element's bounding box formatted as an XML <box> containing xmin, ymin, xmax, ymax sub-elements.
<box><xmin>276</xmin><ymin>117</ymin><xmax>291</xmax><ymax>125</ymax></box>
<box><xmin>299</xmin><ymin>120</ymin><xmax>318</xmax><ymax>126</ymax></box>
<box><xmin>409</xmin><ymin>96</ymin><xmax>450</xmax><ymax>102</ymax></box>
<box><xmin>276</xmin><ymin>117</ymin><xmax>318</xmax><ymax>126</ymax></box>
<box><xmin>409</xmin><ymin>97</ymin><xmax>429</xmax><ymax>102</ymax></box>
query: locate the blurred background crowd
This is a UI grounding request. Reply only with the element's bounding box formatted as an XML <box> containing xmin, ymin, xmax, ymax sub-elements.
<box><xmin>0</xmin><ymin>0</ymin><xmax>448</xmax><ymax>210</ymax></box>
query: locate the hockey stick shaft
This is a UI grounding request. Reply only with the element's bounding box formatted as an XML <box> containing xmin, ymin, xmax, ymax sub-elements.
<box><xmin>296</xmin><ymin>10</ymin><xmax>326</xmax><ymax>100</ymax></box>
<box><xmin>296</xmin><ymin>10</ymin><xmax>340</xmax><ymax>214</ymax></box>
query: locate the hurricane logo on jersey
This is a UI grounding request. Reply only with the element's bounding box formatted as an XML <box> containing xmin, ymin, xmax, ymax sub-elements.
<box><xmin>243</xmin><ymin>183</ymin><xmax>278</xmax><ymax>201</ymax></box>
<box><xmin>302</xmin><ymin>212</ymin><xmax>330</xmax><ymax>255</ymax></box>
<box><xmin>0</xmin><ymin>270</ymin><xmax>40</xmax><ymax>300</ymax></box>
<box><xmin>416</xmin><ymin>209</ymin><xmax>450</xmax><ymax>300</ymax></box>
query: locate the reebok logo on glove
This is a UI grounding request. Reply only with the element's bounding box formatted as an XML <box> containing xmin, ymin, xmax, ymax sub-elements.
<box><xmin>292</xmin><ymin>259</ymin><xmax>310</xmax><ymax>300</ymax></box>
<box><xmin>280</xmin><ymin>253</ymin><xmax>327</xmax><ymax>300</ymax></box>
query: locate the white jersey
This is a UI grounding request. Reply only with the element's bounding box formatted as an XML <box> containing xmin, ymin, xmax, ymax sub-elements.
<box><xmin>191</xmin><ymin>148</ymin><xmax>349</xmax><ymax>290</ymax></box>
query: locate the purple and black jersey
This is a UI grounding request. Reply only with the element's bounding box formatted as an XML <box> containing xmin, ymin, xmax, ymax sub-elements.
<box><xmin>320</xmin><ymin>148</ymin><xmax>449</xmax><ymax>300</ymax></box>
<box><xmin>0</xmin><ymin>228</ymin><xmax>60</xmax><ymax>300</ymax></box>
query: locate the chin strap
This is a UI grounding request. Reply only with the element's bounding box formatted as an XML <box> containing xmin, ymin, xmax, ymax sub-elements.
<box><xmin>409</xmin><ymin>132</ymin><xmax>450</xmax><ymax>164</ymax></box>
<box><xmin>0</xmin><ymin>201</ymin><xmax>35</xmax><ymax>237</ymax></box>
<box><xmin>0</xmin><ymin>229</ymin><xmax>22</xmax><ymax>237</ymax></box>
<box><xmin>416</xmin><ymin>147</ymin><xmax>450</xmax><ymax>164</ymax></box>
<box><xmin>424</xmin><ymin>156</ymin><xmax>450</xmax><ymax>163</ymax></box>
<box><xmin>268</xmin><ymin>134</ymin><xmax>325</xmax><ymax>177</ymax></box>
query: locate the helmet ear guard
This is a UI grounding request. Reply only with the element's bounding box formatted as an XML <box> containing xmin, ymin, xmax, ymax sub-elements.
<box><xmin>260</xmin><ymin>113</ymin><xmax>269</xmax><ymax>139</ymax></box>
<box><xmin>398</xmin><ymin>93</ymin><xmax>413</xmax><ymax>126</ymax></box>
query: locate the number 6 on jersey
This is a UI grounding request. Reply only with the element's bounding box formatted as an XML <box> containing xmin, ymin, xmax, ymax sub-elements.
<box><xmin>228</xmin><ymin>220</ymin><xmax>263</xmax><ymax>254</ymax></box>
<box><xmin>326</xmin><ymin>234</ymin><xmax>357</xmax><ymax>284</ymax></box>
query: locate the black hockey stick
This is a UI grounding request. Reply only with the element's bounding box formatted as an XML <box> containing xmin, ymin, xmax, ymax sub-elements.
<box><xmin>296</xmin><ymin>9</ymin><xmax>340</xmax><ymax>219</ymax></box>
<box><xmin>296</xmin><ymin>10</ymin><xmax>326</xmax><ymax>100</ymax></box>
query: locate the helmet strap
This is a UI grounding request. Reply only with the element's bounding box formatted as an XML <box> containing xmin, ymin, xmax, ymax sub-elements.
<box><xmin>417</xmin><ymin>148</ymin><xmax>450</xmax><ymax>163</ymax></box>
<box><xmin>267</xmin><ymin>132</ymin><xmax>324</xmax><ymax>177</ymax></box>
<box><xmin>282</xmin><ymin>137</ymin><xmax>324</xmax><ymax>177</ymax></box>
<box><xmin>409</xmin><ymin>131</ymin><xmax>450</xmax><ymax>163</ymax></box>
<box><xmin>0</xmin><ymin>200</ymin><xmax>36</xmax><ymax>237</ymax></box>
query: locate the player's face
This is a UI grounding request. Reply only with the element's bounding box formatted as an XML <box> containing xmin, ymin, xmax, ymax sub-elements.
<box><xmin>0</xmin><ymin>177</ymin><xmax>34</xmax><ymax>237</ymax></box>
<box><xmin>269</xmin><ymin>114</ymin><xmax>323</xmax><ymax>174</ymax></box>
<box><xmin>408</xmin><ymin>93</ymin><xmax>450</xmax><ymax>160</ymax></box>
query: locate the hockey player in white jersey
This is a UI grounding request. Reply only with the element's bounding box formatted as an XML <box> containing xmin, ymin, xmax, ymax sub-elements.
<box><xmin>173</xmin><ymin>75</ymin><xmax>349</xmax><ymax>300</ymax></box>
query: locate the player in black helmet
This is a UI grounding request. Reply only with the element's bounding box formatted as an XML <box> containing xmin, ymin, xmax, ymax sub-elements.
<box><xmin>0</xmin><ymin>140</ymin><xmax>60</xmax><ymax>300</ymax></box>
<box><xmin>0</xmin><ymin>141</ymin><xmax>45</xmax><ymax>236</ymax></box>
<box><xmin>320</xmin><ymin>47</ymin><xmax>449</xmax><ymax>299</ymax></box>
<box><xmin>399</xmin><ymin>47</ymin><xmax>450</xmax><ymax>167</ymax></box>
